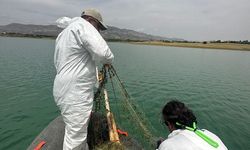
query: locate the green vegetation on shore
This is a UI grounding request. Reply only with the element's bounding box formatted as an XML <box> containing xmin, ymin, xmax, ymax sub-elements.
<box><xmin>133</xmin><ymin>41</ymin><xmax>250</xmax><ymax>51</ymax></box>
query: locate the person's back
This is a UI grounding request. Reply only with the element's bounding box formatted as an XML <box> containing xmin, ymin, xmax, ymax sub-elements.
<box><xmin>54</xmin><ymin>16</ymin><xmax>113</xmax><ymax>105</ymax></box>
<box><xmin>158</xmin><ymin>100</ymin><xmax>228</xmax><ymax>150</ymax></box>
<box><xmin>55</xmin><ymin>17</ymin><xmax>95</xmax><ymax>79</ymax></box>
<box><xmin>54</xmin><ymin>17</ymin><xmax>113</xmax><ymax>83</ymax></box>
<box><xmin>159</xmin><ymin>129</ymin><xmax>227</xmax><ymax>150</ymax></box>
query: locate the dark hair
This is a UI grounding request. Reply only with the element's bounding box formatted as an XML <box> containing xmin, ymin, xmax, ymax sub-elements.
<box><xmin>162</xmin><ymin>100</ymin><xmax>197</xmax><ymax>129</ymax></box>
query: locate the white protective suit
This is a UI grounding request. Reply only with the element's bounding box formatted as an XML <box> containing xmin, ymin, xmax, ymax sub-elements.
<box><xmin>53</xmin><ymin>17</ymin><xmax>114</xmax><ymax>150</ymax></box>
<box><xmin>158</xmin><ymin>129</ymin><xmax>228</xmax><ymax>150</ymax></box>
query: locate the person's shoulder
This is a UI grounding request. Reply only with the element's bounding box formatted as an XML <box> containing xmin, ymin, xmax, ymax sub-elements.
<box><xmin>65</xmin><ymin>17</ymin><xmax>83</xmax><ymax>28</ymax></box>
<box><xmin>158</xmin><ymin>130</ymin><xmax>185</xmax><ymax>150</ymax></box>
<box><xmin>158</xmin><ymin>139</ymin><xmax>173</xmax><ymax>150</ymax></box>
<box><xmin>202</xmin><ymin>129</ymin><xmax>228</xmax><ymax>150</ymax></box>
<box><xmin>68</xmin><ymin>17</ymin><xmax>99</xmax><ymax>34</ymax></box>
<box><xmin>158</xmin><ymin>129</ymin><xmax>228</xmax><ymax>150</ymax></box>
<box><xmin>202</xmin><ymin>129</ymin><xmax>223</xmax><ymax>142</ymax></box>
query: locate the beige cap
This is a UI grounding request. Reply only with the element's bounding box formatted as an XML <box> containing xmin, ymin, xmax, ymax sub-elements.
<box><xmin>81</xmin><ymin>8</ymin><xmax>107</xmax><ymax>30</ymax></box>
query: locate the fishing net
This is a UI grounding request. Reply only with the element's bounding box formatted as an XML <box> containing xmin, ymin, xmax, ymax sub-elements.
<box><xmin>91</xmin><ymin>65</ymin><xmax>158</xmax><ymax>150</ymax></box>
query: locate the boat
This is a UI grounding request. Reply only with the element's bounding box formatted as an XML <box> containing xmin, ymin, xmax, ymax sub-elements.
<box><xmin>27</xmin><ymin>65</ymin><xmax>154</xmax><ymax>150</ymax></box>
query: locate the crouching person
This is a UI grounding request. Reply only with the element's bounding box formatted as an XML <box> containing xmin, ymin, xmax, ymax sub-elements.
<box><xmin>157</xmin><ymin>100</ymin><xmax>228</xmax><ymax>150</ymax></box>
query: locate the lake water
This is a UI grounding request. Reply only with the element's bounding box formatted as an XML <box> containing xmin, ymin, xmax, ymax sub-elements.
<box><xmin>0</xmin><ymin>37</ymin><xmax>250</xmax><ymax>150</ymax></box>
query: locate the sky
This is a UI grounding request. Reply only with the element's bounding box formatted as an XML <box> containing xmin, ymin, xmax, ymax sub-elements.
<box><xmin>0</xmin><ymin>0</ymin><xmax>249</xmax><ymax>41</ymax></box>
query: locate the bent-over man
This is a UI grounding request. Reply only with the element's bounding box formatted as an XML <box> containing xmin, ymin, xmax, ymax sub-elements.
<box><xmin>53</xmin><ymin>8</ymin><xmax>114</xmax><ymax>150</ymax></box>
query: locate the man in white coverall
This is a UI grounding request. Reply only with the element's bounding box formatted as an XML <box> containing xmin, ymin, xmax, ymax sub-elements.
<box><xmin>157</xmin><ymin>100</ymin><xmax>228</xmax><ymax>150</ymax></box>
<box><xmin>53</xmin><ymin>9</ymin><xmax>114</xmax><ymax>150</ymax></box>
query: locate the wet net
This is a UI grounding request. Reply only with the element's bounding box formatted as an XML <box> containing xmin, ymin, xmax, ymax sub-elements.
<box><xmin>91</xmin><ymin>65</ymin><xmax>158</xmax><ymax>150</ymax></box>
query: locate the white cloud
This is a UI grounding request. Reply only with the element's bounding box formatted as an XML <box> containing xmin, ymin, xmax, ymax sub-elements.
<box><xmin>0</xmin><ymin>0</ymin><xmax>249</xmax><ymax>40</ymax></box>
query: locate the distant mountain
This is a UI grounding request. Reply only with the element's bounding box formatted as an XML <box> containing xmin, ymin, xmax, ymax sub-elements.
<box><xmin>0</xmin><ymin>23</ymin><xmax>184</xmax><ymax>41</ymax></box>
<box><xmin>0</xmin><ymin>23</ymin><xmax>60</xmax><ymax>37</ymax></box>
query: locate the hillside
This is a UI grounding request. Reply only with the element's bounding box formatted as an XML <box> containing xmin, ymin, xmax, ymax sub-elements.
<box><xmin>0</xmin><ymin>23</ymin><xmax>183</xmax><ymax>41</ymax></box>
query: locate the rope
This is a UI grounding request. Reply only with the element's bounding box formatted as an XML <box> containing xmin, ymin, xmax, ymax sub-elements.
<box><xmin>109</xmin><ymin>65</ymin><xmax>156</xmax><ymax>146</ymax></box>
<box><xmin>108</xmin><ymin>67</ymin><xmax>122</xmax><ymax>123</ymax></box>
<box><xmin>110</xmin><ymin>65</ymin><xmax>130</xmax><ymax>98</ymax></box>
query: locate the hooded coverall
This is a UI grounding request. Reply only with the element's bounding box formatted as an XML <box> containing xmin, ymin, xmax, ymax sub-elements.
<box><xmin>158</xmin><ymin>129</ymin><xmax>228</xmax><ymax>150</ymax></box>
<box><xmin>53</xmin><ymin>17</ymin><xmax>114</xmax><ymax>150</ymax></box>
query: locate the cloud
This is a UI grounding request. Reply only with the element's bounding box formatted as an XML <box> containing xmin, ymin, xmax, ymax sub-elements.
<box><xmin>0</xmin><ymin>0</ymin><xmax>249</xmax><ymax>40</ymax></box>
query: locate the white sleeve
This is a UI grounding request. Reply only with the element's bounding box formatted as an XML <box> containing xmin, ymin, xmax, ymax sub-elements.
<box><xmin>78</xmin><ymin>23</ymin><xmax>114</xmax><ymax>64</ymax></box>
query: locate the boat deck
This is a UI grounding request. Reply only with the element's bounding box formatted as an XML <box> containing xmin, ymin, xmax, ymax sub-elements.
<box><xmin>27</xmin><ymin>113</ymin><xmax>143</xmax><ymax>150</ymax></box>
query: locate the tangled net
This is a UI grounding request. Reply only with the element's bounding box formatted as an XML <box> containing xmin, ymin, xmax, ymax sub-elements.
<box><xmin>92</xmin><ymin>65</ymin><xmax>157</xmax><ymax>150</ymax></box>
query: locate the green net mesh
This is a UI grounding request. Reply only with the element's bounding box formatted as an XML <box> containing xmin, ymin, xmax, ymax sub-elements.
<box><xmin>92</xmin><ymin>66</ymin><xmax>158</xmax><ymax>150</ymax></box>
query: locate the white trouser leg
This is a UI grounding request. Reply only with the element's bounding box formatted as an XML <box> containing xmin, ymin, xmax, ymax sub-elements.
<box><xmin>53</xmin><ymin>75</ymin><xmax>95</xmax><ymax>150</ymax></box>
<box><xmin>60</xmin><ymin>102</ymin><xmax>92</xmax><ymax>150</ymax></box>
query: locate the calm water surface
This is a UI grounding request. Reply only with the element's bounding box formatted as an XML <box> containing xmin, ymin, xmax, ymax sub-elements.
<box><xmin>0</xmin><ymin>37</ymin><xmax>250</xmax><ymax>150</ymax></box>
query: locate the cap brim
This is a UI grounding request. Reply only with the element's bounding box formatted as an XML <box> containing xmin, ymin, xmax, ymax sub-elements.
<box><xmin>99</xmin><ymin>21</ymin><xmax>107</xmax><ymax>30</ymax></box>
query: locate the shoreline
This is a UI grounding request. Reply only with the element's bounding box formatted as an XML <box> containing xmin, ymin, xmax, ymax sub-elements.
<box><xmin>1</xmin><ymin>34</ymin><xmax>250</xmax><ymax>51</ymax></box>
<box><xmin>131</xmin><ymin>41</ymin><xmax>250</xmax><ymax>51</ymax></box>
